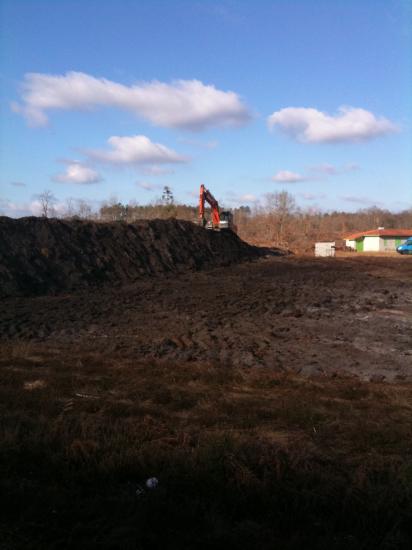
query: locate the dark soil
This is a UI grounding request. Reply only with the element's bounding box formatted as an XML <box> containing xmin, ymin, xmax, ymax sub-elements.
<box><xmin>0</xmin><ymin>216</ymin><xmax>281</xmax><ymax>298</ymax></box>
<box><xmin>1</xmin><ymin>253</ymin><xmax>411</xmax><ymax>382</ymax></box>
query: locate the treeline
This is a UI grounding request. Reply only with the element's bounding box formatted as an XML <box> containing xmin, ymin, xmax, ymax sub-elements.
<box><xmin>237</xmin><ymin>192</ymin><xmax>412</xmax><ymax>250</ymax></box>
<box><xmin>36</xmin><ymin>188</ymin><xmax>412</xmax><ymax>252</ymax></box>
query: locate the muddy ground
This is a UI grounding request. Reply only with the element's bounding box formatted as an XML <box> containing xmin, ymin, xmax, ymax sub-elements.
<box><xmin>1</xmin><ymin>252</ymin><xmax>412</xmax><ymax>549</ymax></box>
<box><xmin>1</xmin><ymin>255</ymin><xmax>411</xmax><ymax>382</ymax></box>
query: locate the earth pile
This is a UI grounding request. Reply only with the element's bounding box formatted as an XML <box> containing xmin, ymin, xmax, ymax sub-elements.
<box><xmin>0</xmin><ymin>217</ymin><xmax>280</xmax><ymax>297</ymax></box>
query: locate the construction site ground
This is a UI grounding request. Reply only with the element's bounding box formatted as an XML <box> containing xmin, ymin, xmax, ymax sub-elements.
<box><xmin>1</xmin><ymin>253</ymin><xmax>412</xmax><ymax>549</ymax></box>
<box><xmin>1</xmin><ymin>255</ymin><xmax>411</xmax><ymax>382</ymax></box>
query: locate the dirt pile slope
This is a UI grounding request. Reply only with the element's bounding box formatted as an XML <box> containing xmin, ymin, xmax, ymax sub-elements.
<box><xmin>0</xmin><ymin>216</ymin><xmax>280</xmax><ymax>297</ymax></box>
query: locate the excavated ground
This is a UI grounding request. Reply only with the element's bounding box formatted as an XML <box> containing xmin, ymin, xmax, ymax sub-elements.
<box><xmin>1</xmin><ymin>252</ymin><xmax>411</xmax><ymax>380</ymax></box>
<box><xmin>1</xmin><ymin>218</ymin><xmax>412</xmax><ymax>549</ymax></box>
<box><xmin>0</xmin><ymin>217</ymin><xmax>278</xmax><ymax>298</ymax></box>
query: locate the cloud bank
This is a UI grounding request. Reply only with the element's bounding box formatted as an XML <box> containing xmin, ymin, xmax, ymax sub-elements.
<box><xmin>14</xmin><ymin>71</ymin><xmax>251</xmax><ymax>130</ymax></box>
<box><xmin>86</xmin><ymin>135</ymin><xmax>187</xmax><ymax>166</ymax></box>
<box><xmin>267</xmin><ymin>106</ymin><xmax>398</xmax><ymax>143</ymax></box>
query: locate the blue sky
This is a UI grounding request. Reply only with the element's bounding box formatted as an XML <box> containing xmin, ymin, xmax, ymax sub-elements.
<box><xmin>1</xmin><ymin>0</ymin><xmax>411</xmax><ymax>217</ymax></box>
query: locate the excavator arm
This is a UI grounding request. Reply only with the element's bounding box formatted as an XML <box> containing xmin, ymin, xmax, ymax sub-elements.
<box><xmin>199</xmin><ymin>184</ymin><xmax>220</xmax><ymax>228</ymax></box>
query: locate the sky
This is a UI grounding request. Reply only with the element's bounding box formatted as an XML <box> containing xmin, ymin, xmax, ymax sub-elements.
<box><xmin>1</xmin><ymin>0</ymin><xmax>411</xmax><ymax>217</ymax></box>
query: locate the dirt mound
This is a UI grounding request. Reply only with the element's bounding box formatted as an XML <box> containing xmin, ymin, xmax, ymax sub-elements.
<box><xmin>0</xmin><ymin>216</ymin><xmax>281</xmax><ymax>297</ymax></box>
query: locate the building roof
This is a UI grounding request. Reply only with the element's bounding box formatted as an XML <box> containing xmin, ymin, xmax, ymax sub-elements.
<box><xmin>344</xmin><ymin>229</ymin><xmax>412</xmax><ymax>240</ymax></box>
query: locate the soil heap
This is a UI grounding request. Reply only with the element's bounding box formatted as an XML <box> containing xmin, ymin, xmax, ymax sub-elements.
<box><xmin>0</xmin><ymin>216</ymin><xmax>280</xmax><ymax>297</ymax></box>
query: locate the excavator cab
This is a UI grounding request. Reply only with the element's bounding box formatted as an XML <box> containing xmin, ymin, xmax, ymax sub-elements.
<box><xmin>219</xmin><ymin>211</ymin><xmax>234</xmax><ymax>231</ymax></box>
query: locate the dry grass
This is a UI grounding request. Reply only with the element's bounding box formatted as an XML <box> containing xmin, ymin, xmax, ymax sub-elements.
<box><xmin>1</xmin><ymin>343</ymin><xmax>412</xmax><ymax>549</ymax></box>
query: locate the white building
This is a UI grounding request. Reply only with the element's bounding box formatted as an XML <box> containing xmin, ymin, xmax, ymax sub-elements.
<box><xmin>344</xmin><ymin>228</ymin><xmax>412</xmax><ymax>252</ymax></box>
<box><xmin>315</xmin><ymin>242</ymin><xmax>335</xmax><ymax>257</ymax></box>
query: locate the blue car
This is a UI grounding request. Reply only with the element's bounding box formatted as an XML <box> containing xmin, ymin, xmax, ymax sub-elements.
<box><xmin>397</xmin><ymin>238</ymin><xmax>412</xmax><ymax>254</ymax></box>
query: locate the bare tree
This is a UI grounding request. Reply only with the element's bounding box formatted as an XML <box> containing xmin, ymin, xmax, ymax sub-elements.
<box><xmin>265</xmin><ymin>190</ymin><xmax>296</xmax><ymax>216</ymax></box>
<box><xmin>76</xmin><ymin>199</ymin><xmax>93</xmax><ymax>219</ymax></box>
<box><xmin>264</xmin><ymin>191</ymin><xmax>297</xmax><ymax>246</ymax></box>
<box><xmin>64</xmin><ymin>197</ymin><xmax>76</xmax><ymax>219</ymax></box>
<box><xmin>38</xmin><ymin>190</ymin><xmax>56</xmax><ymax>218</ymax></box>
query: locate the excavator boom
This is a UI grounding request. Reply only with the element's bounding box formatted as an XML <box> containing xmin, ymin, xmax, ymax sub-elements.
<box><xmin>199</xmin><ymin>184</ymin><xmax>220</xmax><ymax>228</ymax></box>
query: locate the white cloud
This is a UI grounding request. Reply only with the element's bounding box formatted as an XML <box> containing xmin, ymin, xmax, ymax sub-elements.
<box><xmin>225</xmin><ymin>191</ymin><xmax>258</xmax><ymax>205</ymax></box>
<box><xmin>14</xmin><ymin>71</ymin><xmax>251</xmax><ymax>130</ymax></box>
<box><xmin>272</xmin><ymin>163</ymin><xmax>360</xmax><ymax>184</ymax></box>
<box><xmin>267</xmin><ymin>106</ymin><xmax>398</xmax><ymax>143</ymax></box>
<box><xmin>86</xmin><ymin>135</ymin><xmax>187</xmax><ymax>166</ymax></box>
<box><xmin>52</xmin><ymin>161</ymin><xmax>102</xmax><ymax>184</ymax></box>
<box><xmin>272</xmin><ymin>170</ymin><xmax>306</xmax><ymax>183</ymax></box>
<box><xmin>239</xmin><ymin>193</ymin><xmax>258</xmax><ymax>203</ymax></box>
<box><xmin>0</xmin><ymin>198</ymin><xmax>66</xmax><ymax>218</ymax></box>
<box><xmin>1</xmin><ymin>199</ymin><xmax>39</xmax><ymax>217</ymax></box>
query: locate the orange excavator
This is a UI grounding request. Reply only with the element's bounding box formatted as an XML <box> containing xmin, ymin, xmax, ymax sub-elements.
<box><xmin>198</xmin><ymin>184</ymin><xmax>236</xmax><ymax>232</ymax></box>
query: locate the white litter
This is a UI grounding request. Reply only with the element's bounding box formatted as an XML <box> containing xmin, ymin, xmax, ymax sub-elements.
<box><xmin>145</xmin><ymin>477</ymin><xmax>159</xmax><ymax>489</ymax></box>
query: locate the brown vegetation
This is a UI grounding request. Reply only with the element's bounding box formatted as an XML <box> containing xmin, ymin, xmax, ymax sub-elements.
<box><xmin>1</xmin><ymin>344</ymin><xmax>412</xmax><ymax>549</ymax></box>
<box><xmin>50</xmin><ymin>189</ymin><xmax>412</xmax><ymax>253</ymax></box>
